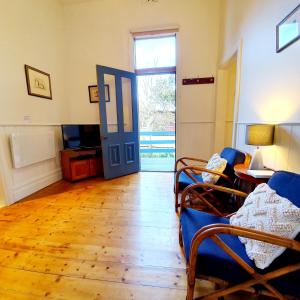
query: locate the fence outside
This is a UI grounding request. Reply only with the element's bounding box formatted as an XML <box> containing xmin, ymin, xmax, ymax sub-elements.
<box><xmin>140</xmin><ymin>131</ymin><xmax>175</xmax><ymax>155</ymax></box>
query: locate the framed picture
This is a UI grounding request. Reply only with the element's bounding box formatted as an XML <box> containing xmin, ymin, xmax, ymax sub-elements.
<box><xmin>24</xmin><ymin>65</ymin><xmax>52</xmax><ymax>99</ymax></box>
<box><xmin>276</xmin><ymin>4</ymin><xmax>300</xmax><ymax>52</ymax></box>
<box><xmin>88</xmin><ymin>84</ymin><xmax>110</xmax><ymax>103</ymax></box>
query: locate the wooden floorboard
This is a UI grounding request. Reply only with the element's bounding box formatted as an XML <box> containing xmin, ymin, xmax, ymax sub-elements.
<box><xmin>0</xmin><ymin>172</ymin><xmax>263</xmax><ymax>299</ymax></box>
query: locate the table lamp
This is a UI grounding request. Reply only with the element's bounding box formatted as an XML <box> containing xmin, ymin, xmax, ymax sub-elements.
<box><xmin>245</xmin><ymin>124</ymin><xmax>274</xmax><ymax>170</ymax></box>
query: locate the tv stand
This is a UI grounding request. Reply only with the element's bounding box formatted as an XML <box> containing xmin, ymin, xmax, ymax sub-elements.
<box><xmin>60</xmin><ymin>148</ymin><xmax>103</xmax><ymax>182</ymax></box>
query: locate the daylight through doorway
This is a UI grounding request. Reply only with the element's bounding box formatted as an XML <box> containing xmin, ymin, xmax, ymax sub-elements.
<box><xmin>135</xmin><ymin>35</ymin><xmax>176</xmax><ymax>171</ymax></box>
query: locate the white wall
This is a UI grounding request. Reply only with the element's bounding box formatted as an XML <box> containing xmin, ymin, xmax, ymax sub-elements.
<box><xmin>219</xmin><ymin>0</ymin><xmax>300</xmax><ymax>172</ymax></box>
<box><xmin>63</xmin><ymin>0</ymin><xmax>221</xmax><ymax>159</ymax></box>
<box><xmin>0</xmin><ymin>0</ymin><xmax>67</xmax><ymax>206</ymax></box>
<box><xmin>0</xmin><ymin>0</ymin><xmax>67</xmax><ymax>124</ymax></box>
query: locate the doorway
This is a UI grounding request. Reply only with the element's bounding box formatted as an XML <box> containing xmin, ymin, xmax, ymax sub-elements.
<box><xmin>134</xmin><ymin>35</ymin><xmax>176</xmax><ymax>171</ymax></box>
<box><xmin>214</xmin><ymin>54</ymin><xmax>238</xmax><ymax>152</ymax></box>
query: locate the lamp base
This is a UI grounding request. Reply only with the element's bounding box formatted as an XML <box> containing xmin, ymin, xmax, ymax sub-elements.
<box><xmin>249</xmin><ymin>148</ymin><xmax>264</xmax><ymax>170</ymax></box>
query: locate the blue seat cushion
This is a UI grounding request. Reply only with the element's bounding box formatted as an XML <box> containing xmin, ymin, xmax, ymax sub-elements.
<box><xmin>264</xmin><ymin>237</ymin><xmax>300</xmax><ymax>297</ymax></box>
<box><xmin>180</xmin><ymin>208</ymin><xmax>254</xmax><ymax>284</ymax></box>
<box><xmin>220</xmin><ymin>147</ymin><xmax>246</xmax><ymax>180</ymax></box>
<box><xmin>266</xmin><ymin>171</ymin><xmax>300</xmax><ymax>297</ymax></box>
<box><xmin>176</xmin><ymin>172</ymin><xmax>203</xmax><ymax>192</ymax></box>
<box><xmin>268</xmin><ymin>171</ymin><xmax>300</xmax><ymax>207</ymax></box>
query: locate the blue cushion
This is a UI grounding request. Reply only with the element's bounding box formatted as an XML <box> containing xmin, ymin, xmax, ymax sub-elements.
<box><xmin>180</xmin><ymin>208</ymin><xmax>254</xmax><ymax>284</ymax></box>
<box><xmin>177</xmin><ymin>172</ymin><xmax>203</xmax><ymax>192</ymax></box>
<box><xmin>220</xmin><ymin>147</ymin><xmax>246</xmax><ymax>179</ymax></box>
<box><xmin>266</xmin><ymin>171</ymin><xmax>300</xmax><ymax>297</ymax></box>
<box><xmin>268</xmin><ymin>171</ymin><xmax>300</xmax><ymax>207</ymax></box>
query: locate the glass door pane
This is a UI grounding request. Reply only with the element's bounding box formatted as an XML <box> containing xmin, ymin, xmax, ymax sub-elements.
<box><xmin>121</xmin><ymin>77</ymin><xmax>133</xmax><ymax>132</ymax></box>
<box><xmin>104</xmin><ymin>74</ymin><xmax>118</xmax><ymax>133</ymax></box>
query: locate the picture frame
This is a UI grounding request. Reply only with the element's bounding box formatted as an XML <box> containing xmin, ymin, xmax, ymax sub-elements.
<box><xmin>88</xmin><ymin>84</ymin><xmax>110</xmax><ymax>103</ymax></box>
<box><xmin>276</xmin><ymin>4</ymin><xmax>300</xmax><ymax>53</ymax></box>
<box><xmin>24</xmin><ymin>65</ymin><xmax>52</xmax><ymax>99</ymax></box>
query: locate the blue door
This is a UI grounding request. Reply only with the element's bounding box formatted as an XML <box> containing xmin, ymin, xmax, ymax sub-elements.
<box><xmin>97</xmin><ymin>65</ymin><xmax>140</xmax><ymax>179</ymax></box>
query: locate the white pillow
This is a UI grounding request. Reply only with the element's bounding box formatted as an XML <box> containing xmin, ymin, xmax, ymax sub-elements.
<box><xmin>202</xmin><ymin>153</ymin><xmax>227</xmax><ymax>184</ymax></box>
<box><xmin>230</xmin><ymin>183</ymin><xmax>300</xmax><ymax>269</ymax></box>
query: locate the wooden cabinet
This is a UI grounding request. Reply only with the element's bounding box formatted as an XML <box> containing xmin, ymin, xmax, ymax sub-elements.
<box><xmin>70</xmin><ymin>160</ymin><xmax>90</xmax><ymax>181</ymax></box>
<box><xmin>89</xmin><ymin>157</ymin><xmax>101</xmax><ymax>176</ymax></box>
<box><xmin>61</xmin><ymin>149</ymin><xmax>103</xmax><ymax>182</ymax></box>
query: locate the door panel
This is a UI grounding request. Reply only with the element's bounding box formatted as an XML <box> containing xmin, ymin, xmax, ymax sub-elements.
<box><xmin>108</xmin><ymin>144</ymin><xmax>121</xmax><ymax>167</ymax></box>
<box><xmin>97</xmin><ymin>65</ymin><xmax>140</xmax><ymax>179</ymax></box>
<box><xmin>124</xmin><ymin>142</ymin><xmax>135</xmax><ymax>164</ymax></box>
<box><xmin>121</xmin><ymin>77</ymin><xmax>133</xmax><ymax>132</ymax></box>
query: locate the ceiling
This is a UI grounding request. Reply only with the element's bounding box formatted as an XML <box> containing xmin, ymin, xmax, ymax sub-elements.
<box><xmin>60</xmin><ymin>0</ymin><xmax>98</xmax><ymax>5</ymax></box>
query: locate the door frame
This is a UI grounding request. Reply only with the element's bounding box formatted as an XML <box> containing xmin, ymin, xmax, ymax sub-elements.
<box><xmin>131</xmin><ymin>32</ymin><xmax>177</xmax><ymax>171</ymax></box>
<box><xmin>214</xmin><ymin>40</ymin><xmax>243</xmax><ymax>152</ymax></box>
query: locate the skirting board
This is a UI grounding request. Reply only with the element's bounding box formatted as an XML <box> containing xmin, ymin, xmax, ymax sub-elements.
<box><xmin>6</xmin><ymin>168</ymin><xmax>62</xmax><ymax>205</ymax></box>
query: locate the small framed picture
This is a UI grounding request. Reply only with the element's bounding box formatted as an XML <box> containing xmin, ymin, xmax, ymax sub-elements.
<box><xmin>88</xmin><ymin>84</ymin><xmax>110</xmax><ymax>103</ymax></box>
<box><xmin>276</xmin><ymin>4</ymin><xmax>300</xmax><ymax>52</ymax></box>
<box><xmin>25</xmin><ymin>65</ymin><xmax>52</xmax><ymax>99</ymax></box>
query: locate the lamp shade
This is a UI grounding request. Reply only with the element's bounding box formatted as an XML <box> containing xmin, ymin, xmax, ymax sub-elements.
<box><xmin>245</xmin><ymin>124</ymin><xmax>274</xmax><ymax>146</ymax></box>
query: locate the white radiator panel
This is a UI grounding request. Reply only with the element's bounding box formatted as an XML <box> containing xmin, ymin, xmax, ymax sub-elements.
<box><xmin>10</xmin><ymin>132</ymin><xmax>56</xmax><ymax>168</ymax></box>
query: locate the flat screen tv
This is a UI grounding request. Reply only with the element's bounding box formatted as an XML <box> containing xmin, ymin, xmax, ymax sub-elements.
<box><xmin>62</xmin><ymin>124</ymin><xmax>101</xmax><ymax>149</ymax></box>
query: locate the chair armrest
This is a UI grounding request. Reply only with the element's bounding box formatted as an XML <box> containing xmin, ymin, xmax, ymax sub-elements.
<box><xmin>175</xmin><ymin>157</ymin><xmax>208</xmax><ymax>171</ymax></box>
<box><xmin>188</xmin><ymin>223</ymin><xmax>300</xmax><ymax>277</ymax></box>
<box><xmin>176</xmin><ymin>166</ymin><xmax>231</xmax><ymax>185</ymax></box>
<box><xmin>180</xmin><ymin>182</ymin><xmax>247</xmax><ymax>211</ymax></box>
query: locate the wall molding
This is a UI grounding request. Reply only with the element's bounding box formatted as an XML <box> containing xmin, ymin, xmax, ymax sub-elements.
<box><xmin>0</xmin><ymin>123</ymin><xmax>63</xmax><ymax>126</ymax></box>
<box><xmin>7</xmin><ymin>168</ymin><xmax>62</xmax><ymax>205</ymax></box>
<box><xmin>179</xmin><ymin>121</ymin><xmax>215</xmax><ymax>124</ymax></box>
<box><xmin>235</xmin><ymin>123</ymin><xmax>300</xmax><ymax>174</ymax></box>
<box><xmin>236</xmin><ymin>122</ymin><xmax>300</xmax><ymax>126</ymax></box>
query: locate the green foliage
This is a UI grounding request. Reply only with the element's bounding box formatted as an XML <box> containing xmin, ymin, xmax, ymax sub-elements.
<box><xmin>138</xmin><ymin>74</ymin><xmax>175</xmax><ymax>131</ymax></box>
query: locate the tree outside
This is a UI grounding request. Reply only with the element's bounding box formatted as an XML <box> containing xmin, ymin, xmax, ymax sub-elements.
<box><xmin>138</xmin><ymin>74</ymin><xmax>176</xmax><ymax>161</ymax></box>
<box><xmin>138</xmin><ymin>74</ymin><xmax>175</xmax><ymax>132</ymax></box>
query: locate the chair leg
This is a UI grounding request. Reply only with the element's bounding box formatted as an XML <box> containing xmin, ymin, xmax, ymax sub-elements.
<box><xmin>186</xmin><ymin>281</ymin><xmax>195</xmax><ymax>300</ymax></box>
<box><xmin>179</xmin><ymin>227</ymin><xmax>183</xmax><ymax>247</ymax></box>
<box><xmin>215</xmin><ymin>283</ymin><xmax>225</xmax><ymax>300</ymax></box>
<box><xmin>186</xmin><ymin>268</ymin><xmax>196</xmax><ymax>300</ymax></box>
<box><xmin>175</xmin><ymin>191</ymin><xmax>179</xmax><ymax>213</ymax></box>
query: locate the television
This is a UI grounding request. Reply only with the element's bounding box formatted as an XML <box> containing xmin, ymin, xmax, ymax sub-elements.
<box><xmin>62</xmin><ymin>124</ymin><xmax>101</xmax><ymax>149</ymax></box>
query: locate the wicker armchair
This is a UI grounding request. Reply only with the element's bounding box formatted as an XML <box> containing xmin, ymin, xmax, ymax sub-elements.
<box><xmin>179</xmin><ymin>171</ymin><xmax>300</xmax><ymax>300</ymax></box>
<box><xmin>174</xmin><ymin>147</ymin><xmax>251</xmax><ymax>214</ymax></box>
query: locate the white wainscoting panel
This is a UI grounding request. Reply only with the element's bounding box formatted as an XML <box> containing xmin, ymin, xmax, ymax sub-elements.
<box><xmin>235</xmin><ymin>123</ymin><xmax>300</xmax><ymax>174</ymax></box>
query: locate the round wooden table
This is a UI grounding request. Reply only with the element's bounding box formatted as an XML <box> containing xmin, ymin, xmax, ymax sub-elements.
<box><xmin>234</xmin><ymin>164</ymin><xmax>270</xmax><ymax>185</ymax></box>
<box><xmin>233</xmin><ymin>164</ymin><xmax>270</xmax><ymax>207</ymax></box>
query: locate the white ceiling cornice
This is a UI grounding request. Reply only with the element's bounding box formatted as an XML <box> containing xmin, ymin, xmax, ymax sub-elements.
<box><xmin>60</xmin><ymin>0</ymin><xmax>99</xmax><ymax>5</ymax></box>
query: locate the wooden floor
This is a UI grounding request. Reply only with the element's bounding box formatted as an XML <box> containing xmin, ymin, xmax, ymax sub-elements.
<box><xmin>0</xmin><ymin>172</ymin><xmax>263</xmax><ymax>299</ymax></box>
